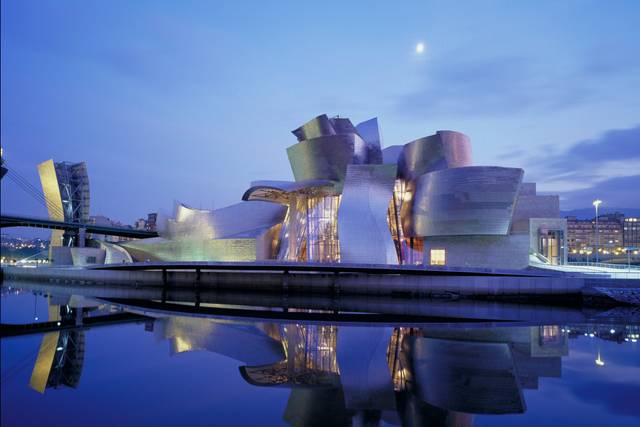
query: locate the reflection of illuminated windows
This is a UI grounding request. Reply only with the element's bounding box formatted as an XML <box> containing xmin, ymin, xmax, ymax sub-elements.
<box><xmin>430</xmin><ymin>249</ymin><xmax>446</xmax><ymax>266</ymax></box>
<box><xmin>540</xmin><ymin>325</ymin><xmax>561</xmax><ymax>345</ymax></box>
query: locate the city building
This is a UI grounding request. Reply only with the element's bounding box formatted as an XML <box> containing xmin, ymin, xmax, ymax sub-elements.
<box><xmin>110</xmin><ymin>114</ymin><xmax>566</xmax><ymax>270</ymax></box>
<box><xmin>624</xmin><ymin>217</ymin><xmax>640</xmax><ymax>248</ymax></box>
<box><xmin>146</xmin><ymin>213</ymin><xmax>158</xmax><ymax>232</ymax></box>
<box><xmin>134</xmin><ymin>218</ymin><xmax>147</xmax><ymax>230</ymax></box>
<box><xmin>566</xmin><ymin>216</ymin><xmax>593</xmax><ymax>254</ymax></box>
<box><xmin>88</xmin><ymin>215</ymin><xmax>133</xmax><ymax>243</ymax></box>
<box><xmin>566</xmin><ymin>213</ymin><xmax>629</xmax><ymax>261</ymax></box>
<box><xmin>596</xmin><ymin>213</ymin><xmax>624</xmax><ymax>255</ymax></box>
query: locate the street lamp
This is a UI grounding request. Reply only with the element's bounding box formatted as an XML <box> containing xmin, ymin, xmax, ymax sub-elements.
<box><xmin>593</xmin><ymin>199</ymin><xmax>602</xmax><ymax>264</ymax></box>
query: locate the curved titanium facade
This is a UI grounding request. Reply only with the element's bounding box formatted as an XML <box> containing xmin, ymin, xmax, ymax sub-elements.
<box><xmin>292</xmin><ymin>114</ymin><xmax>383</xmax><ymax>165</ymax></box>
<box><xmin>397</xmin><ymin>131</ymin><xmax>472</xmax><ymax>181</ymax></box>
<box><xmin>165</xmin><ymin>202</ymin><xmax>286</xmax><ymax>240</ymax></box>
<box><xmin>209</xmin><ymin>201</ymin><xmax>286</xmax><ymax>238</ymax></box>
<box><xmin>165</xmin><ymin>204</ymin><xmax>216</xmax><ymax>239</ymax></box>
<box><xmin>287</xmin><ymin>134</ymin><xmax>356</xmax><ymax>184</ymax></box>
<box><xmin>337</xmin><ymin>164</ymin><xmax>398</xmax><ymax>264</ymax></box>
<box><xmin>288</xmin><ymin>115</ymin><xmax>384</xmax><ymax>185</ymax></box>
<box><xmin>49</xmin><ymin>111</ymin><xmax>561</xmax><ymax>270</ymax></box>
<box><xmin>127</xmin><ymin>201</ymin><xmax>287</xmax><ymax>262</ymax></box>
<box><xmin>354</xmin><ymin>117</ymin><xmax>383</xmax><ymax>164</ymax></box>
<box><xmin>405</xmin><ymin>166</ymin><xmax>523</xmax><ymax>237</ymax></box>
<box><xmin>292</xmin><ymin>114</ymin><xmax>336</xmax><ymax>141</ymax></box>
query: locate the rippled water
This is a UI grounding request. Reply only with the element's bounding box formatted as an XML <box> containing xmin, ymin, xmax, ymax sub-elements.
<box><xmin>1</xmin><ymin>282</ymin><xmax>639</xmax><ymax>427</ymax></box>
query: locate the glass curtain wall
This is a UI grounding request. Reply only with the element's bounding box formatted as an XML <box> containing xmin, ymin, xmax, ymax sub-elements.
<box><xmin>388</xmin><ymin>180</ymin><xmax>424</xmax><ymax>265</ymax></box>
<box><xmin>306</xmin><ymin>195</ymin><xmax>341</xmax><ymax>262</ymax></box>
<box><xmin>278</xmin><ymin>194</ymin><xmax>341</xmax><ymax>263</ymax></box>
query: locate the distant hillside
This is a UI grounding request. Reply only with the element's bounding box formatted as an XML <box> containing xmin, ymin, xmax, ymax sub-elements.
<box><xmin>561</xmin><ymin>208</ymin><xmax>640</xmax><ymax>219</ymax></box>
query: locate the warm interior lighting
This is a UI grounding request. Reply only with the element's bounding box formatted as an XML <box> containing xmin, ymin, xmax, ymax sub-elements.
<box><xmin>430</xmin><ymin>249</ymin><xmax>446</xmax><ymax>266</ymax></box>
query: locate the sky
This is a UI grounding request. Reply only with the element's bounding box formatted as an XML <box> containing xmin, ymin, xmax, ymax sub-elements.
<box><xmin>1</xmin><ymin>0</ymin><xmax>639</xmax><ymax>231</ymax></box>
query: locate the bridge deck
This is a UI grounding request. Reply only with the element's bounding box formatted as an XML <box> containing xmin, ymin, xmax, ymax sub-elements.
<box><xmin>0</xmin><ymin>214</ymin><xmax>158</xmax><ymax>239</ymax></box>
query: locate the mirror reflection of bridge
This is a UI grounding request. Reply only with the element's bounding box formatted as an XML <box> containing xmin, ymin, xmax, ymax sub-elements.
<box><xmin>22</xmin><ymin>296</ymin><xmax>145</xmax><ymax>393</ymax></box>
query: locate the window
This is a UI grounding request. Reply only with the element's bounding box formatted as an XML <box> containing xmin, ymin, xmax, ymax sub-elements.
<box><xmin>86</xmin><ymin>256</ymin><xmax>97</xmax><ymax>264</ymax></box>
<box><xmin>430</xmin><ymin>249</ymin><xmax>446</xmax><ymax>266</ymax></box>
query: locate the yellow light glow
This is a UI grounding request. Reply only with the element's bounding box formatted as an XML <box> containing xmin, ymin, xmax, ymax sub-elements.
<box><xmin>415</xmin><ymin>42</ymin><xmax>425</xmax><ymax>54</ymax></box>
<box><xmin>430</xmin><ymin>249</ymin><xmax>446</xmax><ymax>266</ymax></box>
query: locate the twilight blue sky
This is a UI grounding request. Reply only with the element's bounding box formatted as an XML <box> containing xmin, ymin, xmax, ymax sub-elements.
<box><xmin>2</xmin><ymin>0</ymin><xmax>639</xmax><ymax>226</ymax></box>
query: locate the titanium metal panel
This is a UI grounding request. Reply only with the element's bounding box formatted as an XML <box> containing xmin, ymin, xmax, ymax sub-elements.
<box><xmin>338</xmin><ymin>164</ymin><xmax>398</xmax><ymax>264</ymax></box>
<box><xmin>163</xmin><ymin>202</ymin><xmax>285</xmax><ymax>240</ymax></box>
<box><xmin>292</xmin><ymin>114</ymin><xmax>336</xmax><ymax>141</ymax></box>
<box><xmin>331</xmin><ymin>117</ymin><xmax>358</xmax><ymax>135</ymax></box>
<box><xmin>382</xmin><ymin>145</ymin><xmax>404</xmax><ymax>165</ymax></box>
<box><xmin>287</xmin><ymin>135</ymin><xmax>355</xmax><ymax>184</ymax></box>
<box><xmin>398</xmin><ymin>131</ymin><xmax>472</xmax><ymax>181</ymax></box>
<box><xmin>406</xmin><ymin>166</ymin><xmax>523</xmax><ymax>237</ymax></box>
<box><xmin>355</xmin><ymin>117</ymin><xmax>383</xmax><ymax>164</ymax></box>
<box><xmin>242</xmin><ymin>179</ymin><xmax>337</xmax><ymax>204</ymax></box>
<box><xmin>209</xmin><ymin>201</ymin><xmax>286</xmax><ymax>238</ymax></box>
<box><xmin>120</xmin><ymin>236</ymin><xmax>258</xmax><ymax>262</ymax></box>
<box><xmin>292</xmin><ymin>114</ymin><xmax>361</xmax><ymax>141</ymax></box>
<box><xmin>165</xmin><ymin>204</ymin><xmax>216</xmax><ymax>239</ymax></box>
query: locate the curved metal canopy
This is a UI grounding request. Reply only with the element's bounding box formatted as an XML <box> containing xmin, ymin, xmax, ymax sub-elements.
<box><xmin>242</xmin><ymin>179</ymin><xmax>338</xmax><ymax>204</ymax></box>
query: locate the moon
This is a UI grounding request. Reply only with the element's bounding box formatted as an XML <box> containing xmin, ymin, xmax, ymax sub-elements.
<box><xmin>415</xmin><ymin>42</ymin><xmax>425</xmax><ymax>54</ymax></box>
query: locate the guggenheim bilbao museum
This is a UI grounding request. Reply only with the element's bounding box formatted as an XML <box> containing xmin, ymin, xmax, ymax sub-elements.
<box><xmin>40</xmin><ymin>114</ymin><xmax>567</xmax><ymax>270</ymax></box>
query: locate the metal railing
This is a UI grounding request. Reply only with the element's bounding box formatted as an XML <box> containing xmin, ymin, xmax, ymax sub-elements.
<box><xmin>567</xmin><ymin>262</ymin><xmax>640</xmax><ymax>271</ymax></box>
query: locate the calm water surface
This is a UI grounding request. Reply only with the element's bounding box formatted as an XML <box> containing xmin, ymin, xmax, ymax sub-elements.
<box><xmin>1</xmin><ymin>285</ymin><xmax>639</xmax><ymax>427</ymax></box>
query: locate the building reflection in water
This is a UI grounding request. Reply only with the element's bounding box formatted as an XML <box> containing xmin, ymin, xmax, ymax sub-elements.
<box><xmin>29</xmin><ymin>296</ymin><xmax>89</xmax><ymax>393</ymax></box>
<box><xmin>153</xmin><ymin>320</ymin><xmax>570</xmax><ymax>426</ymax></box>
<box><xmin>25</xmin><ymin>309</ymin><xmax>638</xmax><ymax>426</ymax></box>
<box><xmin>28</xmin><ymin>295</ymin><xmax>121</xmax><ymax>394</ymax></box>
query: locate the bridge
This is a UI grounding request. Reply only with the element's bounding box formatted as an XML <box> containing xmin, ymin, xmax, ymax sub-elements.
<box><xmin>0</xmin><ymin>214</ymin><xmax>158</xmax><ymax>239</ymax></box>
<box><xmin>0</xmin><ymin>311</ymin><xmax>150</xmax><ymax>338</ymax></box>
<box><xmin>1</xmin><ymin>155</ymin><xmax>158</xmax><ymax>240</ymax></box>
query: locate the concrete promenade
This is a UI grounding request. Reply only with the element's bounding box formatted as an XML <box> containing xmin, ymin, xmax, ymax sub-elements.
<box><xmin>2</xmin><ymin>262</ymin><xmax>637</xmax><ymax>303</ymax></box>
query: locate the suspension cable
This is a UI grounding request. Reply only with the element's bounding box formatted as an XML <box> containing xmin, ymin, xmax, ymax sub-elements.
<box><xmin>4</xmin><ymin>161</ymin><xmax>66</xmax><ymax>219</ymax></box>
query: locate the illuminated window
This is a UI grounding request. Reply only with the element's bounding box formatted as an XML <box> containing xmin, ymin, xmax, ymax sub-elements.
<box><xmin>430</xmin><ymin>249</ymin><xmax>446</xmax><ymax>266</ymax></box>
